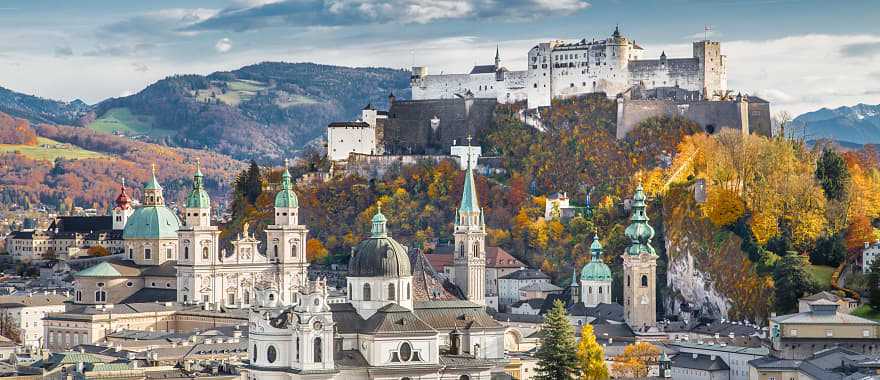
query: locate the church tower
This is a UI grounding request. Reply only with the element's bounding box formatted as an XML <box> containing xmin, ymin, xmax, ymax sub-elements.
<box><xmin>580</xmin><ymin>234</ymin><xmax>612</xmax><ymax>307</ymax></box>
<box><xmin>622</xmin><ymin>184</ymin><xmax>658</xmax><ymax>330</ymax></box>
<box><xmin>176</xmin><ymin>161</ymin><xmax>221</xmax><ymax>305</ymax></box>
<box><xmin>111</xmin><ymin>179</ymin><xmax>133</xmax><ymax>230</ymax></box>
<box><xmin>265</xmin><ymin>160</ymin><xmax>310</xmax><ymax>303</ymax></box>
<box><xmin>453</xmin><ymin>148</ymin><xmax>486</xmax><ymax>305</ymax></box>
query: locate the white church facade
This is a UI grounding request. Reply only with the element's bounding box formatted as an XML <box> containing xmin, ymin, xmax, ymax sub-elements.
<box><xmin>411</xmin><ymin>26</ymin><xmax>727</xmax><ymax>109</ymax></box>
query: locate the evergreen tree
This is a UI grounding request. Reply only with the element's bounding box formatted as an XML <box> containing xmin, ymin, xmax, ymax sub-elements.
<box><xmin>810</xmin><ymin>234</ymin><xmax>846</xmax><ymax>266</ymax></box>
<box><xmin>868</xmin><ymin>257</ymin><xmax>880</xmax><ymax>311</ymax></box>
<box><xmin>773</xmin><ymin>252</ymin><xmax>819</xmax><ymax>313</ymax></box>
<box><xmin>235</xmin><ymin>160</ymin><xmax>262</xmax><ymax>204</ymax></box>
<box><xmin>576</xmin><ymin>324</ymin><xmax>609</xmax><ymax>380</ymax></box>
<box><xmin>535</xmin><ymin>300</ymin><xmax>578</xmax><ymax>380</ymax></box>
<box><xmin>816</xmin><ymin>147</ymin><xmax>850</xmax><ymax>201</ymax></box>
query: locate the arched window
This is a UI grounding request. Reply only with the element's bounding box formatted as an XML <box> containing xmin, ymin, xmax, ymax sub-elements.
<box><xmin>388</xmin><ymin>284</ymin><xmax>396</xmax><ymax>300</ymax></box>
<box><xmin>641</xmin><ymin>275</ymin><xmax>648</xmax><ymax>287</ymax></box>
<box><xmin>407</xmin><ymin>284</ymin><xmax>411</xmax><ymax>300</ymax></box>
<box><xmin>273</xmin><ymin>245</ymin><xmax>278</xmax><ymax>258</ymax></box>
<box><xmin>184</xmin><ymin>246</ymin><xmax>189</xmax><ymax>260</ymax></box>
<box><xmin>588</xmin><ymin>287</ymin><xmax>592</xmax><ymax>294</ymax></box>
<box><xmin>201</xmin><ymin>246</ymin><xmax>209</xmax><ymax>259</ymax></box>
<box><xmin>128</xmin><ymin>248</ymin><xmax>133</xmax><ymax>260</ymax></box>
<box><xmin>296</xmin><ymin>337</ymin><xmax>300</xmax><ymax>361</ymax></box>
<box><xmin>144</xmin><ymin>248</ymin><xmax>152</xmax><ymax>260</ymax></box>
<box><xmin>267</xmin><ymin>345</ymin><xmax>277</xmax><ymax>363</ymax></box>
<box><xmin>459</xmin><ymin>375</ymin><xmax>470</xmax><ymax>380</ymax></box>
<box><xmin>95</xmin><ymin>290</ymin><xmax>107</xmax><ymax>303</ymax></box>
<box><xmin>252</xmin><ymin>345</ymin><xmax>257</xmax><ymax>362</ymax></box>
<box><xmin>314</xmin><ymin>337</ymin><xmax>322</xmax><ymax>363</ymax></box>
<box><xmin>598</xmin><ymin>286</ymin><xmax>603</xmax><ymax>294</ymax></box>
<box><xmin>348</xmin><ymin>284</ymin><xmax>352</xmax><ymax>300</ymax></box>
<box><xmin>458</xmin><ymin>242</ymin><xmax>465</xmax><ymax>257</ymax></box>
<box><xmin>627</xmin><ymin>275</ymin><xmax>631</xmax><ymax>287</ymax></box>
<box><xmin>473</xmin><ymin>242</ymin><xmax>479</xmax><ymax>257</ymax></box>
<box><xmin>363</xmin><ymin>284</ymin><xmax>371</xmax><ymax>301</ymax></box>
<box><xmin>75</xmin><ymin>291</ymin><xmax>82</xmax><ymax>302</ymax></box>
<box><xmin>291</xmin><ymin>244</ymin><xmax>298</xmax><ymax>257</ymax></box>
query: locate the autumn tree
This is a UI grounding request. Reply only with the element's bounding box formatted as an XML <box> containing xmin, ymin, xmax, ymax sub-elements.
<box><xmin>816</xmin><ymin>147</ymin><xmax>850</xmax><ymax>201</ymax></box>
<box><xmin>0</xmin><ymin>311</ymin><xmax>20</xmax><ymax>343</ymax></box>
<box><xmin>306</xmin><ymin>238</ymin><xmax>329</xmax><ymax>263</ymax></box>
<box><xmin>845</xmin><ymin>215</ymin><xmax>875</xmax><ymax>252</ymax></box>
<box><xmin>576</xmin><ymin>324</ymin><xmax>609</xmax><ymax>380</ymax></box>
<box><xmin>535</xmin><ymin>300</ymin><xmax>578</xmax><ymax>380</ymax></box>
<box><xmin>611</xmin><ymin>342</ymin><xmax>661</xmax><ymax>378</ymax></box>
<box><xmin>773</xmin><ymin>252</ymin><xmax>818</xmax><ymax>313</ymax></box>
<box><xmin>87</xmin><ymin>245</ymin><xmax>109</xmax><ymax>257</ymax></box>
<box><xmin>703</xmin><ymin>187</ymin><xmax>745</xmax><ymax>227</ymax></box>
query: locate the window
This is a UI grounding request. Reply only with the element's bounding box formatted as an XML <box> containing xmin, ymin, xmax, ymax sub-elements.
<box><xmin>864</xmin><ymin>330</ymin><xmax>871</xmax><ymax>337</ymax></box>
<box><xmin>363</xmin><ymin>284</ymin><xmax>372</xmax><ymax>301</ymax></box>
<box><xmin>126</xmin><ymin>281</ymin><xmax>133</xmax><ymax>287</ymax></box>
<box><xmin>267</xmin><ymin>345</ymin><xmax>277</xmax><ymax>363</ymax></box>
<box><xmin>274</xmin><ymin>245</ymin><xmax>278</xmax><ymax>258</ymax></box>
<box><xmin>184</xmin><ymin>246</ymin><xmax>189</xmax><ymax>260</ymax></box>
<box><xmin>292</xmin><ymin>244</ymin><xmax>298</xmax><ymax>258</ymax></box>
<box><xmin>202</xmin><ymin>247</ymin><xmax>209</xmax><ymax>259</ymax></box>
<box><xmin>314</xmin><ymin>337</ymin><xmax>322</xmax><ymax>363</ymax></box>
<box><xmin>388</xmin><ymin>284</ymin><xmax>396</xmax><ymax>300</ymax></box>
<box><xmin>268</xmin><ymin>293</ymin><xmax>275</xmax><ymax>301</ymax></box>
<box><xmin>252</xmin><ymin>345</ymin><xmax>257</xmax><ymax>362</ymax></box>
<box><xmin>598</xmin><ymin>287</ymin><xmax>603</xmax><ymax>294</ymax></box>
<box><xmin>296</xmin><ymin>337</ymin><xmax>300</xmax><ymax>361</ymax></box>
<box><xmin>75</xmin><ymin>291</ymin><xmax>82</xmax><ymax>302</ymax></box>
<box><xmin>166</xmin><ymin>248</ymin><xmax>172</xmax><ymax>259</ymax></box>
<box><xmin>588</xmin><ymin>287</ymin><xmax>592</xmax><ymax>294</ymax></box>
<box><xmin>144</xmin><ymin>248</ymin><xmax>151</xmax><ymax>260</ymax></box>
<box><xmin>407</xmin><ymin>284</ymin><xmax>411</xmax><ymax>300</ymax></box>
<box><xmin>627</xmin><ymin>276</ymin><xmax>631</xmax><ymax>287</ymax></box>
<box><xmin>790</xmin><ymin>329</ymin><xmax>798</xmax><ymax>337</ymax></box>
<box><xmin>95</xmin><ymin>290</ymin><xmax>107</xmax><ymax>303</ymax></box>
<box><xmin>244</xmin><ymin>291</ymin><xmax>250</xmax><ymax>304</ymax></box>
<box><xmin>641</xmin><ymin>275</ymin><xmax>648</xmax><ymax>287</ymax></box>
<box><xmin>128</xmin><ymin>248</ymin><xmax>133</xmax><ymax>259</ymax></box>
<box><xmin>400</xmin><ymin>342</ymin><xmax>412</xmax><ymax>361</ymax></box>
<box><xmin>460</xmin><ymin>376</ymin><xmax>471</xmax><ymax>380</ymax></box>
<box><xmin>825</xmin><ymin>330</ymin><xmax>834</xmax><ymax>337</ymax></box>
<box><xmin>348</xmin><ymin>284</ymin><xmax>352</xmax><ymax>300</ymax></box>
<box><xmin>228</xmin><ymin>293</ymin><xmax>236</xmax><ymax>304</ymax></box>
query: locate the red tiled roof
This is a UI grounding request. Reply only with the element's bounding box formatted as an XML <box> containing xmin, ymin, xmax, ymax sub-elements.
<box><xmin>423</xmin><ymin>246</ymin><xmax>523</xmax><ymax>270</ymax></box>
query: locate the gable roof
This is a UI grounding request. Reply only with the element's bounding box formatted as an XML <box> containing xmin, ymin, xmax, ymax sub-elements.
<box><xmin>74</xmin><ymin>259</ymin><xmax>143</xmax><ymax>278</ymax></box>
<box><xmin>672</xmin><ymin>353</ymin><xmax>730</xmax><ymax>371</ymax></box>
<box><xmin>362</xmin><ymin>304</ymin><xmax>436</xmax><ymax>335</ymax></box>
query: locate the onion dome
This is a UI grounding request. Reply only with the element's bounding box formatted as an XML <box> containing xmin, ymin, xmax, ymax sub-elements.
<box><xmin>185</xmin><ymin>159</ymin><xmax>210</xmax><ymax>209</ymax></box>
<box><xmin>625</xmin><ymin>184</ymin><xmax>656</xmax><ymax>256</ymax></box>
<box><xmin>274</xmin><ymin>159</ymin><xmax>298</xmax><ymax>209</ymax></box>
<box><xmin>348</xmin><ymin>203</ymin><xmax>411</xmax><ymax>278</ymax></box>
<box><xmin>581</xmin><ymin>234</ymin><xmax>612</xmax><ymax>281</ymax></box>
<box><xmin>114</xmin><ymin>179</ymin><xmax>131</xmax><ymax>210</ymax></box>
<box><xmin>123</xmin><ymin>170</ymin><xmax>180</xmax><ymax>240</ymax></box>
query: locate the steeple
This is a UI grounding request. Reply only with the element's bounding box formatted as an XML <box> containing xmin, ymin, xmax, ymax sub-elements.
<box><xmin>185</xmin><ymin>158</ymin><xmax>210</xmax><ymax>210</ymax></box>
<box><xmin>494</xmin><ymin>45</ymin><xmax>501</xmax><ymax>69</ymax></box>
<box><xmin>457</xmin><ymin>136</ymin><xmax>482</xmax><ymax>226</ymax></box>
<box><xmin>143</xmin><ymin>164</ymin><xmax>164</xmax><ymax>207</ymax></box>
<box><xmin>624</xmin><ymin>184</ymin><xmax>655</xmax><ymax>256</ymax></box>
<box><xmin>371</xmin><ymin>202</ymin><xmax>388</xmax><ymax>238</ymax></box>
<box><xmin>273</xmin><ymin>159</ymin><xmax>299</xmax><ymax>226</ymax></box>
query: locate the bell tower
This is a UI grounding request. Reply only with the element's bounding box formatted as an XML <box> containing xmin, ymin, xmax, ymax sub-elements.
<box><xmin>265</xmin><ymin>160</ymin><xmax>309</xmax><ymax>304</ymax></box>
<box><xmin>453</xmin><ymin>141</ymin><xmax>486</xmax><ymax>305</ymax></box>
<box><xmin>622</xmin><ymin>184</ymin><xmax>658</xmax><ymax>330</ymax></box>
<box><xmin>176</xmin><ymin>161</ymin><xmax>221</xmax><ymax>305</ymax></box>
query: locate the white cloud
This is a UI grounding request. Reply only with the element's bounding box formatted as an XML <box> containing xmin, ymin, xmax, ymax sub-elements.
<box><xmin>215</xmin><ymin>38</ymin><xmax>233</xmax><ymax>53</ymax></box>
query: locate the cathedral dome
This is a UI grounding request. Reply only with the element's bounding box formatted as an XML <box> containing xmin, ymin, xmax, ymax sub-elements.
<box><xmin>274</xmin><ymin>164</ymin><xmax>298</xmax><ymax>208</ymax></box>
<box><xmin>581</xmin><ymin>234</ymin><xmax>611</xmax><ymax>281</ymax></box>
<box><xmin>123</xmin><ymin>206</ymin><xmax>181</xmax><ymax>239</ymax></box>
<box><xmin>347</xmin><ymin>204</ymin><xmax>411</xmax><ymax>278</ymax></box>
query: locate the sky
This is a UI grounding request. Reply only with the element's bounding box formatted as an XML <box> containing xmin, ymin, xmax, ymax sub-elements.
<box><xmin>0</xmin><ymin>0</ymin><xmax>877</xmax><ymax>115</ymax></box>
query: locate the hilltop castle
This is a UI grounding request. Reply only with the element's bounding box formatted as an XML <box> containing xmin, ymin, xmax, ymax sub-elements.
<box><xmin>411</xmin><ymin>26</ymin><xmax>727</xmax><ymax>109</ymax></box>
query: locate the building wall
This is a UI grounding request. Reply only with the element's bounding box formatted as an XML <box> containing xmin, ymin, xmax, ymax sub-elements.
<box><xmin>616</xmin><ymin>98</ymin><xmax>766</xmax><ymax>139</ymax></box>
<box><xmin>328</xmin><ymin>125</ymin><xmax>378</xmax><ymax>161</ymax></box>
<box><xmin>623</xmin><ymin>253</ymin><xmax>657</xmax><ymax>329</ymax></box>
<box><xmin>672</xmin><ymin>345</ymin><xmax>766</xmax><ymax>380</ymax></box>
<box><xmin>74</xmin><ymin>277</ymin><xmax>144</xmax><ymax>305</ymax></box>
<box><xmin>5</xmin><ymin>304</ymin><xmax>67</xmax><ymax>350</ymax></box>
<box><xmin>498</xmin><ymin>278</ymin><xmax>549</xmax><ymax>311</ymax></box>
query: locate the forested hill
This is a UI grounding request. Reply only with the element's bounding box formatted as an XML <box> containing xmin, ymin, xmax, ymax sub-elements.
<box><xmin>0</xmin><ymin>86</ymin><xmax>89</xmax><ymax>125</ymax></box>
<box><xmin>93</xmin><ymin>62</ymin><xmax>412</xmax><ymax>162</ymax></box>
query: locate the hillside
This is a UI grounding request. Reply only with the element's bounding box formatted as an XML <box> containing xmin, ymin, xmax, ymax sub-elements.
<box><xmin>91</xmin><ymin>62</ymin><xmax>411</xmax><ymax>161</ymax></box>
<box><xmin>0</xmin><ymin>112</ymin><xmax>245</xmax><ymax>211</ymax></box>
<box><xmin>795</xmin><ymin>103</ymin><xmax>880</xmax><ymax>145</ymax></box>
<box><xmin>0</xmin><ymin>86</ymin><xmax>89</xmax><ymax>125</ymax></box>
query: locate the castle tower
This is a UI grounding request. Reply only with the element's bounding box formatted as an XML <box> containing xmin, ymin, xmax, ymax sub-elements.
<box><xmin>580</xmin><ymin>234</ymin><xmax>612</xmax><ymax>307</ymax></box>
<box><xmin>111</xmin><ymin>178</ymin><xmax>133</xmax><ymax>230</ymax></box>
<box><xmin>453</xmin><ymin>145</ymin><xmax>486</xmax><ymax>305</ymax></box>
<box><xmin>622</xmin><ymin>184</ymin><xmax>658</xmax><ymax>330</ymax></box>
<box><xmin>176</xmin><ymin>162</ymin><xmax>221</xmax><ymax>305</ymax></box>
<box><xmin>693</xmin><ymin>39</ymin><xmax>727</xmax><ymax>99</ymax></box>
<box><xmin>265</xmin><ymin>160</ymin><xmax>310</xmax><ymax>303</ymax></box>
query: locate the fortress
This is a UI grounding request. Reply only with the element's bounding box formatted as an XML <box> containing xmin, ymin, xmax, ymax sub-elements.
<box><xmin>411</xmin><ymin>26</ymin><xmax>727</xmax><ymax>109</ymax></box>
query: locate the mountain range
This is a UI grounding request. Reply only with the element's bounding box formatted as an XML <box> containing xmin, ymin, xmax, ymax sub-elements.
<box><xmin>0</xmin><ymin>62</ymin><xmax>411</xmax><ymax>162</ymax></box>
<box><xmin>795</xmin><ymin>103</ymin><xmax>880</xmax><ymax>145</ymax></box>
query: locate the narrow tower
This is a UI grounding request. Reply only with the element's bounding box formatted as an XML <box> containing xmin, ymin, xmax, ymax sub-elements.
<box><xmin>580</xmin><ymin>234</ymin><xmax>612</xmax><ymax>307</ymax></box>
<box><xmin>112</xmin><ymin>178</ymin><xmax>133</xmax><ymax>230</ymax></box>
<box><xmin>453</xmin><ymin>144</ymin><xmax>486</xmax><ymax>305</ymax></box>
<box><xmin>265</xmin><ymin>160</ymin><xmax>310</xmax><ymax>303</ymax></box>
<box><xmin>176</xmin><ymin>161</ymin><xmax>221</xmax><ymax>305</ymax></box>
<box><xmin>622</xmin><ymin>184</ymin><xmax>658</xmax><ymax>330</ymax></box>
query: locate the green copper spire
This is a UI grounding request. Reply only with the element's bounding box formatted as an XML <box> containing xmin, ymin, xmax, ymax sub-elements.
<box><xmin>458</xmin><ymin>138</ymin><xmax>481</xmax><ymax>215</ymax></box>
<box><xmin>371</xmin><ymin>202</ymin><xmax>388</xmax><ymax>238</ymax></box>
<box><xmin>185</xmin><ymin>159</ymin><xmax>210</xmax><ymax>209</ymax></box>
<box><xmin>581</xmin><ymin>233</ymin><xmax>612</xmax><ymax>281</ymax></box>
<box><xmin>624</xmin><ymin>183</ymin><xmax>656</xmax><ymax>256</ymax></box>
<box><xmin>144</xmin><ymin>163</ymin><xmax>162</xmax><ymax>190</ymax></box>
<box><xmin>274</xmin><ymin>159</ymin><xmax>299</xmax><ymax>208</ymax></box>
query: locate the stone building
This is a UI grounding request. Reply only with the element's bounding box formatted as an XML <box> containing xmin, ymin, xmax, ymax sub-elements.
<box><xmin>615</xmin><ymin>94</ymin><xmax>772</xmax><ymax>138</ymax></box>
<box><xmin>412</xmin><ymin>27</ymin><xmax>727</xmax><ymax>109</ymax></box>
<box><xmin>0</xmin><ymin>293</ymin><xmax>68</xmax><ymax>350</ymax></box>
<box><xmin>769</xmin><ymin>299</ymin><xmax>880</xmax><ymax>359</ymax></box>
<box><xmin>622</xmin><ymin>184</ymin><xmax>659</xmax><ymax>331</ymax></box>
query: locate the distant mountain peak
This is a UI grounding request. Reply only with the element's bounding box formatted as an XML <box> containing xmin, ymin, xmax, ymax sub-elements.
<box><xmin>795</xmin><ymin>103</ymin><xmax>880</xmax><ymax>146</ymax></box>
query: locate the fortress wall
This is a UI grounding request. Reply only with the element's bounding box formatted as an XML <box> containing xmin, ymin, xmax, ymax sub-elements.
<box><xmin>629</xmin><ymin>58</ymin><xmax>702</xmax><ymax>92</ymax></box>
<box><xmin>412</xmin><ymin>73</ymin><xmax>501</xmax><ymax>100</ymax></box>
<box><xmin>617</xmin><ymin>100</ymin><xmax>766</xmax><ymax>139</ymax></box>
<box><xmin>616</xmin><ymin>100</ymin><xmax>679</xmax><ymax>139</ymax></box>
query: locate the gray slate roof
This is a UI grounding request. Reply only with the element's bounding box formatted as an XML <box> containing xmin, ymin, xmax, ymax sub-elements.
<box><xmin>672</xmin><ymin>353</ymin><xmax>730</xmax><ymax>371</ymax></box>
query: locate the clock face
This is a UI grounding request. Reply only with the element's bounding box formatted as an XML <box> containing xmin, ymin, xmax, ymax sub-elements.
<box><xmin>313</xmin><ymin>320</ymin><xmax>323</xmax><ymax>330</ymax></box>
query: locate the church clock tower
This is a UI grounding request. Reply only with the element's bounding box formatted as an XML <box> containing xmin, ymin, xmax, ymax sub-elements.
<box><xmin>453</xmin><ymin>146</ymin><xmax>486</xmax><ymax>305</ymax></box>
<box><xmin>622</xmin><ymin>184</ymin><xmax>658</xmax><ymax>330</ymax></box>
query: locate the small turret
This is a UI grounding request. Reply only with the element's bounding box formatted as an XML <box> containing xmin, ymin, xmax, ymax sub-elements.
<box><xmin>112</xmin><ymin>179</ymin><xmax>133</xmax><ymax>230</ymax></box>
<box><xmin>184</xmin><ymin>159</ymin><xmax>211</xmax><ymax>227</ymax></box>
<box><xmin>274</xmin><ymin>159</ymin><xmax>299</xmax><ymax>226</ymax></box>
<box><xmin>143</xmin><ymin>164</ymin><xmax>165</xmax><ymax>207</ymax></box>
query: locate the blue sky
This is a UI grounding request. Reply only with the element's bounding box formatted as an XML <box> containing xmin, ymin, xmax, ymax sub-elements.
<box><xmin>0</xmin><ymin>0</ymin><xmax>877</xmax><ymax>114</ymax></box>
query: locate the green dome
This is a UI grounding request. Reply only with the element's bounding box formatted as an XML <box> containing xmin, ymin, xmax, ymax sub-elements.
<box><xmin>581</xmin><ymin>234</ymin><xmax>612</xmax><ymax>281</ymax></box>
<box><xmin>274</xmin><ymin>164</ymin><xmax>298</xmax><ymax>208</ymax></box>
<box><xmin>185</xmin><ymin>161</ymin><xmax>211</xmax><ymax>209</ymax></box>
<box><xmin>123</xmin><ymin>206</ymin><xmax>181</xmax><ymax>239</ymax></box>
<box><xmin>625</xmin><ymin>184</ymin><xmax>656</xmax><ymax>256</ymax></box>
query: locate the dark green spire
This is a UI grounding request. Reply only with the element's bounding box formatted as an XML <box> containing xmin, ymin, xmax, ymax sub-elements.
<box><xmin>624</xmin><ymin>184</ymin><xmax>655</xmax><ymax>256</ymax></box>
<box><xmin>185</xmin><ymin>159</ymin><xmax>210</xmax><ymax>209</ymax></box>
<box><xmin>274</xmin><ymin>159</ymin><xmax>298</xmax><ymax>208</ymax></box>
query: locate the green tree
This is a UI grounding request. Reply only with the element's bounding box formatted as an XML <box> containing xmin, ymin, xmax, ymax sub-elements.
<box><xmin>576</xmin><ymin>324</ymin><xmax>609</xmax><ymax>380</ymax></box>
<box><xmin>535</xmin><ymin>300</ymin><xmax>578</xmax><ymax>380</ymax></box>
<box><xmin>868</xmin><ymin>257</ymin><xmax>880</xmax><ymax>311</ymax></box>
<box><xmin>816</xmin><ymin>147</ymin><xmax>850</xmax><ymax>201</ymax></box>
<box><xmin>773</xmin><ymin>252</ymin><xmax>819</xmax><ymax>313</ymax></box>
<box><xmin>810</xmin><ymin>235</ymin><xmax>846</xmax><ymax>267</ymax></box>
<box><xmin>235</xmin><ymin>160</ymin><xmax>262</xmax><ymax>204</ymax></box>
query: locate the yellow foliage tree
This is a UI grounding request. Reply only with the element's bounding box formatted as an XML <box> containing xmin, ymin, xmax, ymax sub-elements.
<box><xmin>702</xmin><ymin>187</ymin><xmax>745</xmax><ymax>227</ymax></box>
<box><xmin>87</xmin><ymin>245</ymin><xmax>109</xmax><ymax>257</ymax></box>
<box><xmin>750</xmin><ymin>211</ymin><xmax>779</xmax><ymax>245</ymax></box>
<box><xmin>306</xmin><ymin>238</ymin><xmax>328</xmax><ymax>263</ymax></box>
<box><xmin>576</xmin><ymin>325</ymin><xmax>609</xmax><ymax>380</ymax></box>
<box><xmin>610</xmin><ymin>342</ymin><xmax>661</xmax><ymax>379</ymax></box>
